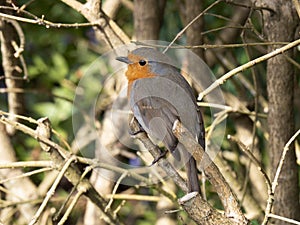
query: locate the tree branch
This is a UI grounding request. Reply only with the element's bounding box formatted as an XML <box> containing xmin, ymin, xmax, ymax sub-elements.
<box><xmin>0</xmin><ymin>116</ymin><xmax>123</xmax><ymax>225</ymax></box>
<box><xmin>198</xmin><ymin>38</ymin><xmax>300</xmax><ymax>101</ymax></box>
<box><xmin>172</xmin><ymin>120</ymin><xmax>248</xmax><ymax>224</ymax></box>
<box><xmin>130</xmin><ymin>118</ymin><xmax>245</xmax><ymax>225</ymax></box>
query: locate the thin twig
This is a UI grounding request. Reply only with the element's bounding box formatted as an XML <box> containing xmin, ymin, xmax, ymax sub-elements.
<box><xmin>198</xmin><ymin>38</ymin><xmax>300</xmax><ymax>100</ymax></box>
<box><xmin>57</xmin><ymin>190</ymin><xmax>84</xmax><ymax>225</ymax></box>
<box><xmin>104</xmin><ymin>194</ymin><xmax>161</xmax><ymax>202</ymax></box>
<box><xmin>134</xmin><ymin>41</ymin><xmax>289</xmax><ymax>49</ymax></box>
<box><xmin>197</xmin><ymin>102</ymin><xmax>267</xmax><ymax>118</ymax></box>
<box><xmin>29</xmin><ymin>155</ymin><xmax>77</xmax><ymax>225</ymax></box>
<box><xmin>163</xmin><ymin>0</ymin><xmax>222</xmax><ymax>53</ymax></box>
<box><xmin>222</xmin><ymin>0</ymin><xmax>275</xmax><ymax>13</ymax></box>
<box><xmin>0</xmin><ymin>168</ymin><xmax>52</xmax><ymax>184</ymax></box>
<box><xmin>268</xmin><ymin>213</ymin><xmax>300</xmax><ymax>225</ymax></box>
<box><xmin>201</xmin><ymin>25</ymin><xmax>250</xmax><ymax>36</ymax></box>
<box><xmin>205</xmin><ymin>110</ymin><xmax>228</xmax><ymax>143</ymax></box>
<box><xmin>262</xmin><ymin>129</ymin><xmax>300</xmax><ymax>225</ymax></box>
<box><xmin>0</xmin><ymin>161</ymin><xmax>52</xmax><ymax>169</ymax></box>
<box><xmin>0</xmin><ymin>196</ymin><xmax>65</xmax><ymax>208</ymax></box>
<box><xmin>0</xmin><ymin>116</ymin><xmax>122</xmax><ymax>225</ymax></box>
<box><xmin>77</xmin><ymin>158</ymin><xmax>177</xmax><ymax>202</ymax></box>
<box><xmin>0</xmin><ymin>11</ymin><xmax>98</xmax><ymax>28</ymax></box>
<box><xmin>113</xmin><ymin>200</ymin><xmax>126</xmax><ymax>218</ymax></box>
<box><xmin>227</xmin><ymin>135</ymin><xmax>272</xmax><ymax>195</ymax></box>
<box><xmin>0</xmin><ymin>115</ymin><xmax>70</xmax><ymax>158</ymax></box>
<box><xmin>105</xmin><ymin>171</ymin><xmax>128</xmax><ymax>213</ymax></box>
<box><xmin>274</xmin><ymin>130</ymin><xmax>300</xmax><ymax>186</ymax></box>
<box><xmin>54</xmin><ymin>165</ymin><xmax>94</xmax><ymax>221</ymax></box>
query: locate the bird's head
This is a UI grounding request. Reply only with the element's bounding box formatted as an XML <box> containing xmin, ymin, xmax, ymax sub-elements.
<box><xmin>116</xmin><ymin>47</ymin><xmax>174</xmax><ymax>83</ymax></box>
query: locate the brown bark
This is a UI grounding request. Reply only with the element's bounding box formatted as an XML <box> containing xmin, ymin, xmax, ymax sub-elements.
<box><xmin>134</xmin><ymin>128</ymin><xmax>244</xmax><ymax>225</ymax></box>
<box><xmin>133</xmin><ymin>0</ymin><xmax>166</xmax><ymax>40</ymax></box>
<box><xmin>256</xmin><ymin>0</ymin><xmax>300</xmax><ymax>223</ymax></box>
<box><xmin>0</xmin><ymin>5</ymin><xmax>25</xmax><ymax>135</ymax></box>
<box><xmin>61</xmin><ymin>0</ymin><xmax>130</xmax><ymax>49</ymax></box>
<box><xmin>184</xmin><ymin>0</ymin><xmax>204</xmax><ymax>59</ymax></box>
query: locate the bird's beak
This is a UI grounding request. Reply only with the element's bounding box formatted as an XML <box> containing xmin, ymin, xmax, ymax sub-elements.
<box><xmin>116</xmin><ymin>56</ymin><xmax>132</xmax><ymax>64</ymax></box>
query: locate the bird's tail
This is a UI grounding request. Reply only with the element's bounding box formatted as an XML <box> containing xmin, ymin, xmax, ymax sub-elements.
<box><xmin>186</xmin><ymin>154</ymin><xmax>200</xmax><ymax>193</ymax></box>
<box><xmin>174</xmin><ymin>143</ymin><xmax>200</xmax><ymax>193</ymax></box>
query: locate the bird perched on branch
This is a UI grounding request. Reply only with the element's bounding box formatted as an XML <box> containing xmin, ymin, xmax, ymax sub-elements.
<box><xmin>116</xmin><ymin>47</ymin><xmax>205</xmax><ymax>193</ymax></box>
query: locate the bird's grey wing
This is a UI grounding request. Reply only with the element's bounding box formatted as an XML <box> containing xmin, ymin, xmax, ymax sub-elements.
<box><xmin>132</xmin><ymin>96</ymin><xmax>179</xmax><ymax>152</ymax></box>
<box><xmin>162</xmin><ymin>66</ymin><xmax>205</xmax><ymax>149</ymax></box>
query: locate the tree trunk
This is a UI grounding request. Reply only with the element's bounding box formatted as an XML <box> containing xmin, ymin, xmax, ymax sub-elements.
<box><xmin>133</xmin><ymin>0</ymin><xmax>166</xmax><ymax>40</ymax></box>
<box><xmin>184</xmin><ymin>0</ymin><xmax>204</xmax><ymax>59</ymax></box>
<box><xmin>257</xmin><ymin>0</ymin><xmax>300</xmax><ymax>223</ymax></box>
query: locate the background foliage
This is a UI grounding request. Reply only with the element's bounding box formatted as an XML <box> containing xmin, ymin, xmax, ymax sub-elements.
<box><xmin>0</xmin><ymin>0</ymin><xmax>299</xmax><ymax>225</ymax></box>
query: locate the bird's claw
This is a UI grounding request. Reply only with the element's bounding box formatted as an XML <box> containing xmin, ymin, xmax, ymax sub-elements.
<box><xmin>128</xmin><ymin>116</ymin><xmax>145</xmax><ymax>135</ymax></box>
<box><xmin>150</xmin><ymin>150</ymin><xmax>167</xmax><ymax>166</ymax></box>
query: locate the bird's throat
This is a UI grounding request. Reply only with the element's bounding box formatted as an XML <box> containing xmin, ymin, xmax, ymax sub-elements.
<box><xmin>125</xmin><ymin>63</ymin><xmax>155</xmax><ymax>96</ymax></box>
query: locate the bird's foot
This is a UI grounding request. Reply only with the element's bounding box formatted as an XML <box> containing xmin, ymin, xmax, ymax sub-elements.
<box><xmin>150</xmin><ymin>150</ymin><xmax>167</xmax><ymax>166</ymax></box>
<box><xmin>128</xmin><ymin>116</ymin><xmax>145</xmax><ymax>135</ymax></box>
<box><xmin>128</xmin><ymin>126</ymin><xmax>145</xmax><ymax>135</ymax></box>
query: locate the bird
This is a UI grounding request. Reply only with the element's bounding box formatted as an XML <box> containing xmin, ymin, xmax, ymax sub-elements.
<box><xmin>116</xmin><ymin>47</ymin><xmax>205</xmax><ymax>193</ymax></box>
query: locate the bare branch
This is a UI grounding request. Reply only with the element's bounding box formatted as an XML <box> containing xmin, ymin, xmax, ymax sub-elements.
<box><xmin>129</xmin><ymin>117</ymin><xmax>247</xmax><ymax>224</ymax></box>
<box><xmin>172</xmin><ymin>120</ymin><xmax>248</xmax><ymax>224</ymax></box>
<box><xmin>163</xmin><ymin>0</ymin><xmax>222</xmax><ymax>53</ymax></box>
<box><xmin>262</xmin><ymin>129</ymin><xmax>300</xmax><ymax>225</ymax></box>
<box><xmin>0</xmin><ymin>116</ymin><xmax>123</xmax><ymax>225</ymax></box>
<box><xmin>198</xmin><ymin>38</ymin><xmax>300</xmax><ymax>100</ymax></box>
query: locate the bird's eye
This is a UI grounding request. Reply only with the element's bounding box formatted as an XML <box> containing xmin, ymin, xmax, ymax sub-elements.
<box><xmin>138</xmin><ymin>60</ymin><xmax>147</xmax><ymax>66</ymax></box>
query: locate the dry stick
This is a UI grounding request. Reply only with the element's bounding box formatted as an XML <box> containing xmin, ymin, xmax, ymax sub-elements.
<box><xmin>57</xmin><ymin>190</ymin><xmax>84</xmax><ymax>225</ymax></box>
<box><xmin>77</xmin><ymin>157</ymin><xmax>177</xmax><ymax>202</ymax></box>
<box><xmin>55</xmin><ymin>165</ymin><xmax>97</xmax><ymax>222</ymax></box>
<box><xmin>198</xmin><ymin>38</ymin><xmax>300</xmax><ymax>100</ymax></box>
<box><xmin>134</xmin><ymin>41</ymin><xmax>289</xmax><ymax>49</ymax></box>
<box><xmin>29</xmin><ymin>156</ymin><xmax>77</xmax><ymax>225</ymax></box>
<box><xmin>35</xmin><ymin>118</ymin><xmax>121</xmax><ymax>225</ymax></box>
<box><xmin>0</xmin><ymin>161</ymin><xmax>52</xmax><ymax>169</ymax></box>
<box><xmin>271</xmin><ymin>128</ymin><xmax>300</xmax><ymax>195</ymax></box>
<box><xmin>0</xmin><ymin>167</ymin><xmax>52</xmax><ymax>184</ymax></box>
<box><xmin>113</xmin><ymin>200</ymin><xmax>126</xmax><ymax>218</ymax></box>
<box><xmin>104</xmin><ymin>194</ymin><xmax>161</xmax><ymax>202</ymax></box>
<box><xmin>268</xmin><ymin>213</ymin><xmax>300</xmax><ymax>225</ymax></box>
<box><xmin>230</xmin><ymin>129</ymin><xmax>300</xmax><ymax>225</ymax></box>
<box><xmin>0</xmin><ymin>11</ymin><xmax>98</xmax><ymax>28</ymax></box>
<box><xmin>163</xmin><ymin>0</ymin><xmax>221</xmax><ymax>54</ymax></box>
<box><xmin>105</xmin><ymin>171</ymin><xmax>128</xmax><ymax>212</ymax></box>
<box><xmin>227</xmin><ymin>135</ymin><xmax>272</xmax><ymax>204</ymax></box>
<box><xmin>0</xmin><ymin>195</ymin><xmax>64</xmax><ymax>208</ymax></box>
<box><xmin>54</xmin><ymin>166</ymin><xmax>93</xmax><ymax>221</ymax></box>
<box><xmin>130</xmin><ymin>119</ymin><xmax>238</xmax><ymax>225</ymax></box>
<box><xmin>261</xmin><ymin>129</ymin><xmax>300</xmax><ymax>225</ymax></box>
<box><xmin>0</xmin><ymin>116</ymin><xmax>122</xmax><ymax>225</ymax></box>
<box><xmin>9</xmin><ymin>20</ymin><xmax>28</xmax><ymax>80</ymax></box>
<box><xmin>172</xmin><ymin>120</ymin><xmax>248</xmax><ymax>225</ymax></box>
<box><xmin>205</xmin><ymin>109</ymin><xmax>228</xmax><ymax>142</ymax></box>
<box><xmin>292</xmin><ymin>0</ymin><xmax>300</xmax><ymax>19</ymax></box>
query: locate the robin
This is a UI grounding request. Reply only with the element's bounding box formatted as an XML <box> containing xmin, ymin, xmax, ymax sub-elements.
<box><xmin>116</xmin><ymin>47</ymin><xmax>205</xmax><ymax>193</ymax></box>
